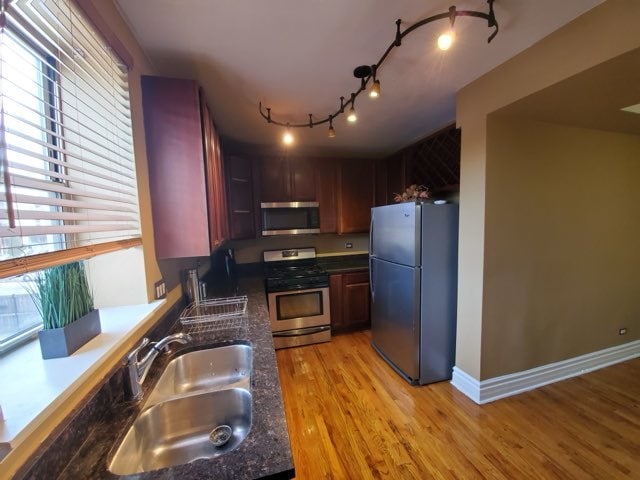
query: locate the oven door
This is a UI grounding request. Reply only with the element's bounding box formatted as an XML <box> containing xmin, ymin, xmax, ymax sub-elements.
<box><xmin>267</xmin><ymin>287</ymin><xmax>330</xmax><ymax>332</ymax></box>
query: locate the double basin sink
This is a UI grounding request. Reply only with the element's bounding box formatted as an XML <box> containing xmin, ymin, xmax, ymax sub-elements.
<box><xmin>108</xmin><ymin>342</ymin><xmax>253</xmax><ymax>476</ymax></box>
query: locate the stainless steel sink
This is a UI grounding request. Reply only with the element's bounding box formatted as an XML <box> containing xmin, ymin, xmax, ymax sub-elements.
<box><xmin>145</xmin><ymin>343</ymin><xmax>252</xmax><ymax>408</ymax></box>
<box><xmin>108</xmin><ymin>388</ymin><xmax>252</xmax><ymax>475</ymax></box>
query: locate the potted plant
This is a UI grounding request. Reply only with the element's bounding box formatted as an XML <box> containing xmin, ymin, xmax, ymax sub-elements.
<box><xmin>393</xmin><ymin>184</ymin><xmax>431</xmax><ymax>203</ymax></box>
<box><xmin>28</xmin><ymin>262</ymin><xmax>101</xmax><ymax>359</ymax></box>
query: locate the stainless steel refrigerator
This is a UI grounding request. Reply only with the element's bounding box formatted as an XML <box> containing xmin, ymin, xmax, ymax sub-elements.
<box><xmin>369</xmin><ymin>202</ymin><xmax>459</xmax><ymax>385</ymax></box>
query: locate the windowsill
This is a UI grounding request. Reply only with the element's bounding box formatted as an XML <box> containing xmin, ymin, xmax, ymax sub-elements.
<box><xmin>0</xmin><ymin>301</ymin><xmax>166</xmax><ymax>461</ymax></box>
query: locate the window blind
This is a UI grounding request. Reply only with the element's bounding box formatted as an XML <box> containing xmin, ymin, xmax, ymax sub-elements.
<box><xmin>0</xmin><ymin>0</ymin><xmax>141</xmax><ymax>278</ymax></box>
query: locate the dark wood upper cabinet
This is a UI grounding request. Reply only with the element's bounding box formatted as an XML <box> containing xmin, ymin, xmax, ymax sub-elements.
<box><xmin>258</xmin><ymin>158</ymin><xmax>289</xmax><ymax>202</ymax></box>
<box><xmin>315</xmin><ymin>159</ymin><xmax>337</xmax><ymax>233</ymax></box>
<box><xmin>141</xmin><ymin>75</ymin><xmax>227</xmax><ymax>258</ymax></box>
<box><xmin>374</xmin><ymin>158</ymin><xmax>389</xmax><ymax>207</ymax></box>
<box><xmin>201</xmin><ymin>100</ymin><xmax>228</xmax><ymax>250</ymax></box>
<box><xmin>290</xmin><ymin>159</ymin><xmax>316</xmax><ymax>201</ymax></box>
<box><xmin>384</xmin><ymin>124</ymin><xmax>461</xmax><ymax>199</ymax></box>
<box><xmin>258</xmin><ymin>157</ymin><xmax>316</xmax><ymax>202</ymax></box>
<box><xmin>225</xmin><ymin>155</ymin><xmax>256</xmax><ymax>240</ymax></box>
<box><xmin>337</xmin><ymin>159</ymin><xmax>374</xmax><ymax>234</ymax></box>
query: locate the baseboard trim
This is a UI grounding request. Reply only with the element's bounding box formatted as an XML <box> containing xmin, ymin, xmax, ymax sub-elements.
<box><xmin>451</xmin><ymin>339</ymin><xmax>640</xmax><ymax>404</ymax></box>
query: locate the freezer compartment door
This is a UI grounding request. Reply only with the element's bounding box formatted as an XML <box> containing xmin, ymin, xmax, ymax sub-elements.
<box><xmin>370</xmin><ymin>203</ymin><xmax>421</xmax><ymax>267</ymax></box>
<box><xmin>370</xmin><ymin>257</ymin><xmax>420</xmax><ymax>381</ymax></box>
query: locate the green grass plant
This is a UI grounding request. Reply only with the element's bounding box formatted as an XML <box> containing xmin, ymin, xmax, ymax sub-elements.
<box><xmin>28</xmin><ymin>262</ymin><xmax>95</xmax><ymax>330</ymax></box>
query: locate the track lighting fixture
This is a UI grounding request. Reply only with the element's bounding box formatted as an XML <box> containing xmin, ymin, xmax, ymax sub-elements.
<box><xmin>369</xmin><ymin>64</ymin><xmax>381</xmax><ymax>98</ymax></box>
<box><xmin>282</xmin><ymin>124</ymin><xmax>294</xmax><ymax>145</ymax></box>
<box><xmin>437</xmin><ymin>31</ymin><xmax>455</xmax><ymax>50</ymax></box>
<box><xmin>328</xmin><ymin>117</ymin><xmax>336</xmax><ymax>138</ymax></box>
<box><xmin>346</xmin><ymin>94</ymin><xmax>357</xmax><ymax>123</ymax></box>
<box><xmin>438</xmin><ymin>6</ymin><xmax>457</xmax><ymax>51</ymax></box>
<box><xmin>369</xmin><ymin>79</ymin><xmax>381</xmax><ymax>98</ymax></box>
<box><xmin>259</xmin><ymin>0</ymin><xmax>499</xmax><ymax>140</ymax></box>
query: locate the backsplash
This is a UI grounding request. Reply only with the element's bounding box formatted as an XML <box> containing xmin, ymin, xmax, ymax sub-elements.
<box><xmin>229</xmin><ymin>233</ymin><xmax>369</xmax><ymax>264</ymax></box>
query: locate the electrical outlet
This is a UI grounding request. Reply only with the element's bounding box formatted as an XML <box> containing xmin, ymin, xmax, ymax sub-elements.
<box><xmin>154</xmin><ymin>279</ymin><xmax>167</xmax><ymax>299</ymax></box>
<box><xmin>345</xmin><ymin>242</ymin><xmax>353</xmax><ymax>249</ymax></box>
<box><xmin>619</xmin><ymin>327</ymin><xmax>627</xmax><ymax>335</ymax></box>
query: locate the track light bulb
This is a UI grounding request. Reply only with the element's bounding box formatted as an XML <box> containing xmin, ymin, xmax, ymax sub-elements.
<box><xmin>437</xmin><ymin>31</ymin><xmax>455</xmax><ymax>51</ymax></box>
<box><xmin>328</xmin><ymin>119</ymin><xmax>336</xmax><ymax>138</ymax></box>
<box><xmin>369</xmin><ymin>79</ymin><xmax>381</xmax><ymax>99</ymax></box>
<box><xmin>283</xmin><ymin>128</ymin><xmax>294</xmax><ymax>145</ymax></box>
<box><xmin>347</xmin><ymin>106</ymin><xmax>357</xmax><ymax>123</ymax></box>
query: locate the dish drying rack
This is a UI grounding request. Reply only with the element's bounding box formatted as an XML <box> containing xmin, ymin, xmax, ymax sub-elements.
<box><xmin>179</xmin><ymin>295</ymin><xmax>248</xmax><ymax>334</ymax></box>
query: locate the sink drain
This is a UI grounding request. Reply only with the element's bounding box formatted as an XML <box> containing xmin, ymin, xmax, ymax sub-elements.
<box><xmin>209</xmin><ymin>425</ymin><xmax>233</xmax><ymax>447</ymax></box>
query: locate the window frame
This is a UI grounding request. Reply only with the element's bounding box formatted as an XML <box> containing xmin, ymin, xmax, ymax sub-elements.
<box><xmin>0</xmin><ymin>27</ymin><xmax>65</xmax><ymax>353</ymax></box>
<box><xmin>0</xmin><ymin>0</ymin><xmax>142</xmax><ymax>280</ymax></box>
<box><xmin>0</xmin><ymin>0</ymin><xmax>143</xmax><ymax>353</ymax></box>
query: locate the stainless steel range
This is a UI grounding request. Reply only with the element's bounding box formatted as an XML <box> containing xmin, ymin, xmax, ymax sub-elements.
<box><xmin>263</xmin><ymin>248</ymin><xmax>331</xmax><ymax>349</ymax></box>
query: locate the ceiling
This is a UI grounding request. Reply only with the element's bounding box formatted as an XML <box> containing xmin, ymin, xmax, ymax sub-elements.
<box><xmin>493</xmin><ymin>46</ymin><xmax>640</xmax><ymax>135</ymax></box>
<box><xmin>115</xmin><ymin>0</ymin><xmax>604</xmax><ymax>157</ymax></box>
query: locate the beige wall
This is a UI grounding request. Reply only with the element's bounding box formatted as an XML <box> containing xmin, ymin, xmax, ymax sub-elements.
<box><xmin>482</xmin><ymin>118</ymin><xmax>640</xmax><ymax>378</ymax></box>
<box><xmin>456</xmin><ymin>0</ymin><xmax>640</xmax><ymax>380</ymax></box>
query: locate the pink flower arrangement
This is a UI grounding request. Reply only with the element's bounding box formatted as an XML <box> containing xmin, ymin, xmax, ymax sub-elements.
<box><xmin>393</xmin><ymin>184</ymin><xmax>430</xmax><ymax>203</ymax></box>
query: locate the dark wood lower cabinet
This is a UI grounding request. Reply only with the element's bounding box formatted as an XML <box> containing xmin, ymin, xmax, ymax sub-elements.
<box><xmin>330</xmin><ymin>271</ymin><xmax>371</xmax><ymax>333</ymax></box>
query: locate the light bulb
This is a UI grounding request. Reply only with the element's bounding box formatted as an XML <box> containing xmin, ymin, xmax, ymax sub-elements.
<box><xmin>283</xmin><ymin>129</ymin><xmax>294</xmax><ymax>145</ymax></box>
<box><xmin>437</xmin><ymin>31</ymin><xmax>455</xmax><ymax>51</ymax></box>
<box><xmin>369</xmin><ymin>79</ymin><xmax>381</xmax><ymax>99</ymax></box>
<box><xmin>347</xmin><ymin>106</ymin><xmax>357</xmax><ymax>123</ymax></box>
<box><xmin>328</xmin><ymin>125</ymin><xmax>336</xmax><ymax>138</ymax></box>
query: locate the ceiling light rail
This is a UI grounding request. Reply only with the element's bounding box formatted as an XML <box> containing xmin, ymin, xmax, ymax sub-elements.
<box><xmin>258</xmin><ymin>0</ymin><xmax>498</xmax><ymax>142</ymax></box>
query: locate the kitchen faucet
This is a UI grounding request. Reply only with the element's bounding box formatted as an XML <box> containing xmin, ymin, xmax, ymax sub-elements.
<box><xmin>123</xmin><ymin>332</ymin><xmax>193</xmax><ymax>401</ymax></box>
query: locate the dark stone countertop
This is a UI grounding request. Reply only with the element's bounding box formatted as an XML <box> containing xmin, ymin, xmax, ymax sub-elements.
<box><xmin>55</xmin><ymin>276</ymin><xmax>294</xmax><ymax>480</ymax></box>
<box><xmin>317</xmin><ymin>253</ymin><xmax>369</xmax><ymax>274</ymax></box>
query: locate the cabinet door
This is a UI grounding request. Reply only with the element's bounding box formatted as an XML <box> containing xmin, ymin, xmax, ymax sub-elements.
<box><xmin>386</xmin><ymin>153</ymin><xmax>405</xmax><ymax>205</ymax></box>
<box><xmin>141</xmin><ymin>76</ymin><xmax>210</xmax><ymax>258</ymax></box>
<box><xmin>342</xmin><ymin>271</ymin><xmax>371</xmax><ymax>330</ymax></box>
<box><xmin>226</xmin><ymin>156</ymin><xmax>256</xmax><ymax>239</ymax></box>
<box><xmin>329</xmin><ymin>273</ymin><xmax>344</xmax><ymax>331</ymax></box>
<box><xmin>258</xmin><ymin>157</ymin><xmax>316</xmax><ymax>202</ymax></box>
<box><xmin>330</xmin><ymin>271</ymin><xmax>371</xmax><ymax>332</ymax></box>
<box><xmin>338</xmin><ymin>159</ymin><xmax>374</xmax><ymax>233</ymax></box>
<box><xmin>290</xmin><ymin>158</ymin><xmax>316</xmax><ymax>201</ymax></box>
<box><xmin>201</xmin><ymin>100</ymin><xmax>228</xmax><ymax>250</ymax></box>
<box><xmin>259</xmin><ymin>158</ymin><xmax>290</xmax><ymax>202</ymax></box>
<box><xmin>315</xmin><ymin>159</ymin><xmax>337</xmax><ymax>233</ymax></box>
<box><xmin>374</xmin><ymin>158</ymin><xmax>388</xmax><ymax>206</ymax></box>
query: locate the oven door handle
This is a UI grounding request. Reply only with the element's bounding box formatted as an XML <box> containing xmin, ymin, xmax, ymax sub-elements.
<box><xmin>272</xmin><ymin>325</ymin><xmax>331</xmax><ymax>337</ymax></box>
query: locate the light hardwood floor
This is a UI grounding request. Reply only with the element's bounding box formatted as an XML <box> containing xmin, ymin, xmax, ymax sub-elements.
<box><xmin>276</xmin><ymin>330</ymin><xmax>640</xmax><ymax>479</ymax></box>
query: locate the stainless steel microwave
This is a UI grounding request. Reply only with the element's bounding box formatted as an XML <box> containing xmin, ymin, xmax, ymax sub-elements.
<box><xmin>261</xmin><ymin>202</ymin><xmax>320</xmax><ymax>236</ymax></box>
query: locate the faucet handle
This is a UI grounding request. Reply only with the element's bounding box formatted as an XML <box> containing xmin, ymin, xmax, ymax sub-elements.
<box><xmin>125</xmin><ymin>337</ymin><xmax>150</xmax><ymax>364</ymax></box>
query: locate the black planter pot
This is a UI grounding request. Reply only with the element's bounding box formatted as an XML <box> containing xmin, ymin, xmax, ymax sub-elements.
<box><xmin>38</xmin><ymin>310</ymin><xmax>102</xmax><ymax>359</ymax></box>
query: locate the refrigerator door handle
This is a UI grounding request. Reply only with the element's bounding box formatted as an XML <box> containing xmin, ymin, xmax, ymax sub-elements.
<box><xmin>369</xmin><ymin>257</ymin><xmax>375</xmax><ymax>300</ymax></box>
<box><xmin>369</xmin><ymin>212</ymin><xmax>375</xmax><ymax>300</ymax></box>
<box><xmin>369</xmin><ymin>213</ymin><xmax>374</xmax><ymax>256</ymax></box>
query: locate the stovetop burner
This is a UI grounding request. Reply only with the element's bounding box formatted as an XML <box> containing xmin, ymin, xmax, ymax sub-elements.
<box><xmin>263</xmin><ymin>248</ymin><xmax>328</xmax><ymax>292</ymax></box>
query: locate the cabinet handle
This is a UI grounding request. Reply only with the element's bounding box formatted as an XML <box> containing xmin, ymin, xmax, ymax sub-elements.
<box><xmin>233</xmin><ymin>210</ymin><xmax>251</xmax><ymax>214</ymax></box>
